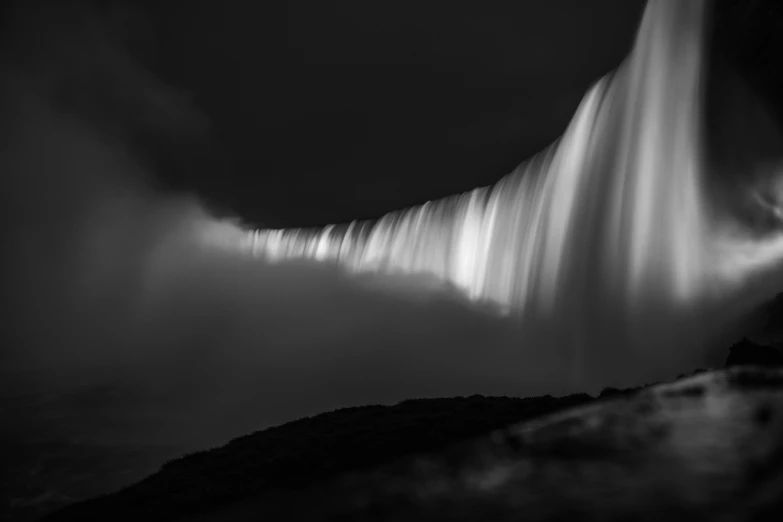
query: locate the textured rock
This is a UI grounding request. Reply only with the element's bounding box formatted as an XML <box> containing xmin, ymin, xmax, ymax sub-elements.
<box><xmin>46</xmin><ymin>367</ymin><xmax>783</xmax><ymax>521</ymax></box>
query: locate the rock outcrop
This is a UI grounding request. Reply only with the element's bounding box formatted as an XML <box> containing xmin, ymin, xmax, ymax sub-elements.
<box><xmin>726</xmin><ymin>337</ymin><xmax>783</xmax><ymax>367</ymax></box>
<box><xmin>45</xmin><ymin>367</ymin><xmax>783</xmax><ymax>521</ymax></box>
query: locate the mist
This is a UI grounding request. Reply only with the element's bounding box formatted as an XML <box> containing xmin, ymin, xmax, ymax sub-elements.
<box><xmin>0</xmin><ymin>2</ymin><xmax>593</xmax><ymax>454</ymax></box>
<box><xmin>2</xmin><ymin>0</ymin><xmax>783</xmax><ymax>460</ymax></box>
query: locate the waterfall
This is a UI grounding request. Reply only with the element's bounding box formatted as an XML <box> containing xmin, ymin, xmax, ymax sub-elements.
<box><xmin>197</xmin><ymin>0</ymin><xmax>783</xmax><ymax>387</ymax></box>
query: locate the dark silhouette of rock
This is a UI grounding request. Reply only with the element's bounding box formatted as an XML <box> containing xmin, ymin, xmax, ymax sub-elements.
<box><xmin>725</xmin><ymin>337</ymin><xmax>783</xmax><ymax>367</ymax></box>
<box><xmin>758</xmin><ymin>292</ymin><xmax>783</xmax><ymax>340</ymax></box>
<box><xmin>42</xmin><ymin>393</ymin><xmax>595</xmax><ymax>522</ymax></box>
<box><xmin>598</xmin><ymin>383</ymin><xmax>648</xmax><ymax>399</ymax></box>
<box><xmin>42</xmin><ymin>367</ymin><xmax>783</xmax><ymax>522</ymax></box>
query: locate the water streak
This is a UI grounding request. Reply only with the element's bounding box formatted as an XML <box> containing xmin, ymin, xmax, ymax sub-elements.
<box><xmin>197</xmin><ymin>0</ymin><xmax>783</xmax><ymax>383</ymax></box>
<box><xmin>206</xmin><ymin>2</ymin><xmax>774</xmax><ymax>307</ymax></box>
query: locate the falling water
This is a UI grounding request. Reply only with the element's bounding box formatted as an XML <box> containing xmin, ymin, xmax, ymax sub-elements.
<box><xmin>199</xmin><ymin>0</ymin><xmax>783</xmax><ymax>387</ymax></box>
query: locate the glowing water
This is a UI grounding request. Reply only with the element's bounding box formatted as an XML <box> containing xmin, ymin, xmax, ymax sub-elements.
<box><xmin>223</xmin><ymin>1</ymin><xmax>773</xmax><ymax>306</ymax></box>
<box><xmin>199</xmin><ymin>0</ymin><xmax>783</xmax><ymax>384</ymax></box>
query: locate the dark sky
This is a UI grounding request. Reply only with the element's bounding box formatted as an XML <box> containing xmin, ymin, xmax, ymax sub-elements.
<box><xmin>6</xmin><ymin>0</ymin><xmax>781</xmax><ymax>229</ymax></box>
<box><xmin>135</xmin><ymin>0</ymin><xmax>783</xmax><ymax>228</ymax></box>
<box><xmin>132</xmin><ymin>0</ymin><xmax>647</xmax><ymax>228</ymax></box>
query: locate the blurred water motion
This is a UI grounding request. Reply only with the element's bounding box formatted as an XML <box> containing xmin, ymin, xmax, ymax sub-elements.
<box><xmin>204</xmin><ymin>1</ymin><xmax>779</xmax><ymax>314</ymax></box>
<box><xmin>197</xmin><ymin>1</ymin><xmax>783</xmax><ymax>383</ymax></box>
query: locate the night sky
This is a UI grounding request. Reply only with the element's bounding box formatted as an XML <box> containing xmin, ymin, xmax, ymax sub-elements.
<box><xmin>1</xmin><ymin>0</ymin><xmax>783</xmax><ymax>495</ymax></box>
<box><xmin>4</xmin><ymin>0</ymin><xmax>781</xmax><ymax>227</ymax></box>
<box><xmin>137</xmin><ymin>0</ymin><xmax>783</xmax><ymax>228</ymax></box>
<box><xmin>101</xmin><ymin>0</ymin><xmax>647</xmax><ymax>228</ymax></box>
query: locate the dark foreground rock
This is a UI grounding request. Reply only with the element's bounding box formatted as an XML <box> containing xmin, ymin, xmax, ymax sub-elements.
<box><xmin>45</xmin><ymin>367</ymin><xmax>783</xmax><ymax>522</ymax></box>
<box><xmin>726</xmin><ymin>337</ymin><xmax>783</xmax><ymax>367</ymax></box>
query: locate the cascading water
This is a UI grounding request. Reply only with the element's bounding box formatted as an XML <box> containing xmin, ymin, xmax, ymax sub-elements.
<box><xmin>199</xmin><ymin>0</ymin><xmax>783</xmax><ymax>388</ymax></box>
<box><xmin>239</xmin><ymin>0</ymin><xmax>713</xmax><ymax>311</ymax></box>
